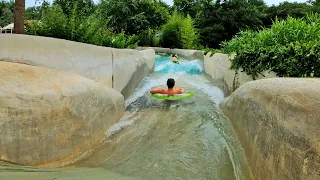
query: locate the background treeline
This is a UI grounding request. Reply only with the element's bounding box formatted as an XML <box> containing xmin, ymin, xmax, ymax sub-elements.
<box><xmin>1</xmin><ymin>0</ymin><xmax>319</xmax><ymax>49</ymax></box>
<box><xmin>1</xmin><ymin>0</ymin><xmax>320</xmax><ymax>77</ymax></box>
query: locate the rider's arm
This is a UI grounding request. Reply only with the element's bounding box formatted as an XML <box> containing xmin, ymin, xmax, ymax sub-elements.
<box><xmin>174</xmin><ymin>87</ymin><xmax>184</xmax><ymax>94</ymax></box>
<box><xmin>150</xmin><ymin>88</ymin><xmax>165</xmax><ymax>94</ymax></box>
<box><xmin>178</xmin><ymin>88</ymin><xmax>185</xmax><ymax>94</ymax></box>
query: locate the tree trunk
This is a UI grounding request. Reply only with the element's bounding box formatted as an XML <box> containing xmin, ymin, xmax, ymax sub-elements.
<box><xmin>14</xmin><ymin>0</ymin><xmax>25</xmax><ymax>34</ymax></box>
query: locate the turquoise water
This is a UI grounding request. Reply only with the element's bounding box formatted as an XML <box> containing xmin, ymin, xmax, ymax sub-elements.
<box><xmin>154</xmin><ymin>55</ymin><xmax>204</xmax><ymax>75</ymax></box>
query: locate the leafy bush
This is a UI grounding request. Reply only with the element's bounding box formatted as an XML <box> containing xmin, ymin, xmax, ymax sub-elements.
<box><xmin>111</xmin><ymin>32</ymin><xmax>139</xmax><ymax>49</ymax></box>
<box><xmin>25</xmin><ymin>4</ymin><xmax>139</xmax><ymax>49</ymax></box>
<box><xmin>138</xmin><ymin>28</ymin><xmax>157</xmax><ymax>47</ymax></box>
<box><xmin>195</xmin><ymin>0</ymin><xmax>264</xmax><ymax>49</ymax></box>
<box><xmin>0</xmin><ymin>0</ymin><xmax>14</xmax><ymax>27</ymax></box>
<box><xmin>180</xmin><ymin>15</ymin><xmax>197</xmax><ymax>49</ymax></box>
<box><xmin>153</xmin><ymin>36</ymin><xmax>162</xmax><ymax>47</ymax></box>
<box><xmin>161</xmin><ymin>11</ymin><xmax>183</xmax><ymax>48</ymax></box>
<box><xmin>221</xmin><ymin>14</ymin><xmax>320</xmax><ymax>78</ymax></box>
<box><xmin>161</xmin><ymin>11</ymin><xmax>198</xmax><ymax>49</ymax></box>
<box><xmin>37</xmin><ymin>5</ymin><xmax>68</xmax><ymax>39</ymax></box>
<box><xmin>98</xmin><ymin>0</ymin><xmax>169</xmax><ymax>35</ymax></box>
<box><xmin>0</xmin><ymin>6</ymin><xmax>13</xmax><ymax>27</ymax></box>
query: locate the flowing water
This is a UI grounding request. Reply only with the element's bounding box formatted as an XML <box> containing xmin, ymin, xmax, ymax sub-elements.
<box><xmin>0</xmin><ymin>55</ymin><xmax>253</xmax><ymax>180</ymax></box>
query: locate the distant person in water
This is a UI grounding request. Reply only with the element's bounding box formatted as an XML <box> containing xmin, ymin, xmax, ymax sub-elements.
<box><xmin>171</xmin><ymin>54</ymin><xmax>184</xmax><ymax>63</ymax></box>
<box><xmin>171</xmin><ymin>54</ymin><xmax>179</xmax><ymax>61</ymax></box>
<box><xmin>171</xmin><ymin>54</ymin><xmax>179</xmax><ymax>64</ymax></box>
<box><xmin>150</xmin><ymin>78</ymin><xmax>185</xmax><ymax>95</ymax></box>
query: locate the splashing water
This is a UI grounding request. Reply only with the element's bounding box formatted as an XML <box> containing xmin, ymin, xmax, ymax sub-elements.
<box><xmin>154</xmin><ymin>55</ymin><xmax>204</xmax><ymax>75</ymax></box>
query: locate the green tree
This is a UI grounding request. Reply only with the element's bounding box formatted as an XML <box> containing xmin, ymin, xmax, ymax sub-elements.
<box><xmin>0</xmin><ymin>1</ymin><xmax>14</xmax><ymax>27</ymax></box>
<box><xmin>173</xmin><ymin>0</ymin><xmax>197</xmax><ymax>18</ymax></box>
<box><xmin>161</xmin><ymin>10</ymin><xmax>183</xmax><ymax>48</ymax></box>
<box><xmin>196</xmin><ymin>0</ymin><xmax>263</xmax><ymax>48</ymax></box>
<box><xmin>180</xmin><ymin>14</ymin><xmax>197</xmax><ymax>49</ymax></box>
<box><xmin>98</xmin><ymin>0</ymin><xmax>170</xmax><ymax>34</ymax></box>
<box><xmin>161</xmin><ymin>10</ymin><xmax>198</xmax><ymax>49</ymax></box>
<box><xmin>1</xmin><ymin>0</ymin><xmax>14</xmax><ymax>12</ymax></box>
<box><xmin>53</xmin><ymin>0</ymin><xmax>96</xmax><ymax>17</ymax></box>
<box><xmin>38</xmin><ymin>4</ymin><xmax>68</xmax><ymax>39</ymax></box>
<box><xmin>262</xmin><ymin>2</ymin><xmax>314</xmax><ymax>27</ymax></box>
<box><xmin>25</xmin><ymin>6</ymin><xmax>42</xmax><ymax>20</ymax></box>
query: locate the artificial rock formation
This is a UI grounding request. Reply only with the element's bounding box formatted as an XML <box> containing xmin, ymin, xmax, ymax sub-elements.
<box><xmin>112</xmin><ymin>48</ymin><xmax>154</xmax><ymax>99</ymax></box>
<box><xmin>0</xmin><ymin>34</ymin><xmax>114</xmax><ymax>87</ymax></box>
<box><xmin>220</xmin><ymin>78</ymin><xmax>320</xmax><ymax>180</ymax></box>
<box><xmin>204</xmin><ymin>53</ymin><xmax>276</xmax><ymax>95</ymax></box>
<box><xmin>0</xmin><ymin>61</ymin><xmax>124</xmax><ymax>167</ymax></box>
<box><xmin>0</xmin><ymin>34</ymin><xmax>155</xmax><ymax>99</ymax></box>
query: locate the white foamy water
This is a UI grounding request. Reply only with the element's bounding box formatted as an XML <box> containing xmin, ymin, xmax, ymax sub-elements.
<box><xmin>154</xmin><ymin>58</ymin><xmax>204</xmax><ymax>74</ymax></box>
<box><xmin>183</xmin><ymin>75</ymin><xmax>225</xmax><ymax>105</ymax></box>
<box><xmin>106</xmin><ymin>110</ymin><xmax>139</xmax><ymax>137</ymax></box>
<box><xmin>107</xmin><ymin>119</ymin><xmax>135</xmax><ymax>137</ymax></box>
<box><xmin>124</xmin><ymin>75</ymin><xmax>171</xmax><ymax>107</ymax></box>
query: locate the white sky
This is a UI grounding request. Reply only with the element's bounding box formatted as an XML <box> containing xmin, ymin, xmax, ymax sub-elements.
<box><xmin>25</xmin><ymin>0</ymin><xmax>307</xmax><ymax>8</ymax></box>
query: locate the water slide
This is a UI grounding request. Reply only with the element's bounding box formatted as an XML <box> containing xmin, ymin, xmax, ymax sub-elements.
<box><xmin>0</xmin><ymin>55</ymin><xmax>253</xmax><ymax>180</ymax></box>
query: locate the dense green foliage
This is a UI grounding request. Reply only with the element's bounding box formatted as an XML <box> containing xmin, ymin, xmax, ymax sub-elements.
<box><xmin>16</xmin><ymin>0</ymin><xmax>320</xmax><ymax>49</ymax></box>
<box><xmin>24</xmin><ymin>1</ymin><xmax>139</xmax><ymax>48</ymax></box>
<box><xmin>1</xmin><ymin>0</ymin><xmax>319</xmax><ymax>48</ymax></box>
<box><xmin>98</xmin><ymin>0</ymin><xmax>170</xmax><ymax>35</ymax></box>
<box><xmin>195</xmin><ymin>0</ymin><xmax>265</xmax><ymax>48</ymax></box>
<box><xmin>262</xmin><ymin>2</ymin><xmax>314</xmax><ymax>27</ymax></box>
<box><xmin>180</xmin><ymin>15</ymin><xmax>197</xmax><ymax>49</ymax></box>
<box><xmin>173</xmin><ymin>0</ymin><xmax>320</xmax><ymax>48</ymax></box>
<box><xmin>173</xmin><ymin>0</ymin><xmax>200</xmax><ymax>18</ymax></box>
<box><xmin>53</xmin><ymin>0</ymin><xmax>96</xmax><ymax>17</ymax></box>
<box><xmin>161</xmin><ymin>11</ymin><xmax>197</xmax><ymax>49</ymax></box>
<box><xmin>161</xmin><ymin>11</ymin><xmax>183</xmax><ymax>48</ymax></box>
<box><xmin>21</xmin><ymin>0</ymin><xmax>172</xmax><ymax>48</ymax></box>
<box><xmin>0</xmin><ymin>0</ymin><xmax>14</xmax><ymax>27</ymax></box>
<box><xmin>222</xmin><ymin>14</ymin><xmax>320</xmax><ymax>78</ymax></box>
<box><xmin>138</xmin><ymin>28</ymin><xmax>162</xmax><ymax>47</ymax></box>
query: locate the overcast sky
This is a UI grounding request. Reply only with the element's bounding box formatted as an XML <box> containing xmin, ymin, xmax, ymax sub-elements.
<box><xmin>25</xmin><ymin>0</ymin><xmax>307</xmax><ymax>8</ymax></box>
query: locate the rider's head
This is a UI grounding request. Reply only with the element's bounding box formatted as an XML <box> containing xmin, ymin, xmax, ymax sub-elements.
<box><xmin>167</xmin><ymin>78</ymin><xmax>175</xmax><ymax>89</ymax></box>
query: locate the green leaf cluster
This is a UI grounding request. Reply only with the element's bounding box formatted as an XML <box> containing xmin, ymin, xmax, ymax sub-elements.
<box><xmin>0</xmin><ymin>0</ymin><xmax>14</xmax><ymax>27</ymax></box>
<box><xmin>221</xmin><ymin>13</ymin><xmax>320</xmax><ymax>78</ymax></box>
<box><xmin>138</xmin><ymin>28</ymin><xmax>160</xmax><ymax>47</ymax></box>
<box><xmin>161</xmin><ymin>11</ymin><xmax>198</xmax><ymax>49</ymax></box>
<box><xmin>98</xmin><ymin>0</ymin><xmax>170</xmax><ymax>35</ymax></box>
<box><xmin>25</xmin><ymin>4</ymin><xmax>139</xmax><ymax>49</ymax></box>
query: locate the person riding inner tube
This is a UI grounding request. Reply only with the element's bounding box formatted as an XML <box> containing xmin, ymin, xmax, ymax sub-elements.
<box><xmin>150</xmin><ymin>78</ymin><xmax>185</xmax><ymax>95</ymax></box>
<box><xmin>171</xmin><ymin>54</ymin><xmax>180</xmax><ymax>63</ymax></box>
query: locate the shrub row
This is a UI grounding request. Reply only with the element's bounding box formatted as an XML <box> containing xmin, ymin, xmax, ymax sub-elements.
<box><xmin>221</xmin><ymin>13</ymin><xmax>320</xmax><ymax>78</ymax></box>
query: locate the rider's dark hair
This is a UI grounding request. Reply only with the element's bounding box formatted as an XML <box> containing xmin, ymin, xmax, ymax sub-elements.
<box><xmin>167</xmin><ymin>78</ymin><xmax>175</xmax><ymax>88</ymax></box>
